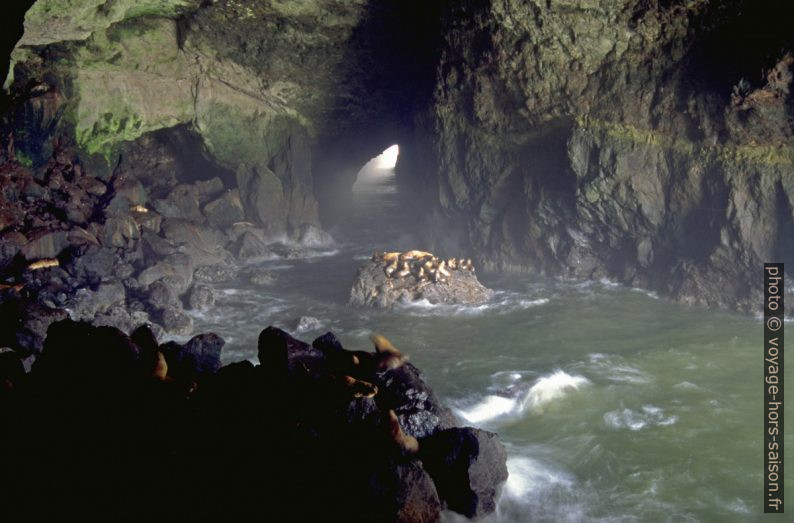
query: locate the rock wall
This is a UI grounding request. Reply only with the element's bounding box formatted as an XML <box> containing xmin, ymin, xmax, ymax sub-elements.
<box><xmin>3</xmin><ymin>0</ymin><xmax>792</xmax><ymax>315</ymax></box>
<box><xmin>416</xmin><ymin>0</ymin><xmax>794</xmax><ymax>311</ymax></box>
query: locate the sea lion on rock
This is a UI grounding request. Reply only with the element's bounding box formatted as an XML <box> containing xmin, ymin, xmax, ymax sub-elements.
<box><xmin>384</xmin><ymin>258</ymin><xmax>399</xmax><ymax>277</ymax></box>
<box><xmin>28</xmin><ymin>258</ymin><xmax>59</xmax><ymax>271</ymax></box>
<box><xmin>152</xmin><ymin>352</ymin><xmax>169</xmax><ymax>381</ymax></box>
<box><xmin>388</xmin><ymin>409</ymin><xmax>419</xmax><ymax>455</ymax></box>
<box><xmin>396</xmin><ymin>262</ymin><xmax>411</xmax><ymax>279</ymax></box>
<box><xmin>447</xmin><ymin>258</ymin><xmax>457</xmax><ymax>270</ymax></box>
<box><xmin>340</xmin><ymin>375</ymin><xmax>378</xmax><ymax>398</ymax></box>
<box><xmin>370</xmin><ymin>334</ymin><xmax>408</xmax><ymax>371</ymax></box>
<box><xmin>438</xmin><ymin>261</ymin><xmax>451</xmax><ymax>278</ymax></box>
<box><xmin>400</xmin><ymin>250</ymin><xmax>434</xmax><ymax>261</ymax></box>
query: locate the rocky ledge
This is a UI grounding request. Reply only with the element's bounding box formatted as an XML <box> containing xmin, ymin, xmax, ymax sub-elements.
<box><xmin>0</xmin><ymin>320</ymin><xmax>507</xmax><ymax>522</ymax></box>
<box><xmin>350</xmin><ymin>251</ymin><xmax>494</xmax><ymax>308</ymax></box>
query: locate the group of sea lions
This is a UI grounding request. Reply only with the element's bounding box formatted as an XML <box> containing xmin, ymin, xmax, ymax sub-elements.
<box><xmin>318</xmin><ymin>333</ymin><xmax>418</xmax><ymax>455</ymax></box>
<box><xmin>372</xmin><ymin>250</ymin><xmax>474</xmax><ymax>284</ymax></box>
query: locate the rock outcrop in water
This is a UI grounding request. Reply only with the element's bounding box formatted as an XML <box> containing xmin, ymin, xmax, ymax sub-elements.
<box><xmin>0</xmin><ymin>320</ymin><xmax>508</xmax><ymax>522</ymax></box>
<box><xmin>350</xmin><ymin>251</ymin><xmax>494</xmax><ymax>308</ymax></box>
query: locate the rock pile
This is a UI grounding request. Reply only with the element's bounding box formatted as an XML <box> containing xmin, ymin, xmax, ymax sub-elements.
<box><xmin>0</xmin><ymin>139</ymin><xmax>334</xmax><ymax>360</ymax></box>
<box><xmin>0</xmin><ymin>321</ymin><xmax>508</xmax><ymax>522</ymax></box>
<box><xmin>350</xmin><ymin>250</ymin><xmax>494</xmax><ymax>308</ymax></box>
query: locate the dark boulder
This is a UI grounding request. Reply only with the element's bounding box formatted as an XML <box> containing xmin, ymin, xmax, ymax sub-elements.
<box><xmin>258</xmin><ymin>326</ymin><xmax>323</xmax><ymax>375</ymax></box>
<box><xmin>145</xmin><ymin>279</ymin><xmax>181</xmax><ymax>312</ymax></box>
<box><xmin>0</xmin><ymin>300</ymin><xmax>68</xmax><ymax>357</ymax></box>
<box><xmin>160</xmin><ymin>332</ymin><xmax>224</xmax><ymax>381</ymax></box>
<box><xmin>151</xmin><ymin>183</ymin><xmax>204</xmax><ymax>222</ymax></box>
<box><xmin>234</xmin><ymin>230</ymin><xmax>269</xmax><ymax>263</ymax></box>
<box><xmin>376</xmin><ymin>362</ymin><xmax>458</xmax><ymax>438</ymax></box>
<box><xmin>203</xmin><ymin>189</ymin><xmax>246</xmax><ymax>228</ymax></box>
<box><xmin>419</xmin><ymin>427</ymin><xmax>509</xmax><ymax>518</ymax></box>
<box><xmin>186</xmin><ymin>284</ymin><xmax>214</xmax><ymax>311</ymax></box>
<box><xmin>160</xmin><ymin>308</ymin><xmax>193</xmax><ymax>336</ymax></box>
<box><xmin>194</xmin><ymin>264</ymin><xmax>238</xmax><ymax>283</ymax></box>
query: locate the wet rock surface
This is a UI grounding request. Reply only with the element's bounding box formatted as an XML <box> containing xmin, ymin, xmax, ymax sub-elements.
<box><xmin>0</xmin><ymin>322</ymin><xmax>507</xmax><ymax>522</ymax></box>
<box><xmin>350</xmin><ymin>254</ymin><xmax>494</xmax><ymax>308</ymax></box>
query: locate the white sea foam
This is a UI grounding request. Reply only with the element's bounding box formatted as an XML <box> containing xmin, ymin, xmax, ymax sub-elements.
<box><xmin>520</xmin><ymin>371</ymin><xmax>590</xmax><ymax>412</ymax></box>
<box><xmin>457</xmin><ymin>395</ymin><xmax>518</xmax><ymax>424</ymax></box>
<box><xmin>603</xmin><ymin>405</ymin><xmax>678</xmax><ymax>431</ymax></box>
<box><xmin>457</xmin><ymin>370</ymin><xmax>590</xmax><ymax>425</ymax></box>
<box><xmin>503</xmin><ymin>455</ymin><xmax>574</xmax><ymax>499</ymax></box>
<box><xmin>396</xmin><ymin>291</ymin><xmax>549</xmax><ymax>317</ymax></box>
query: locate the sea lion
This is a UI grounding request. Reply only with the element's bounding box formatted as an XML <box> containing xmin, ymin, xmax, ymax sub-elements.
<box><xmin>396</xmin><ymin>261</ymin><xmax>411</xmax><ymax>278</ymax></box>
<box><xmin>400</xmin><ymin>250</ymin><xmax>434</xmax><ymax>261</ymax></box>
<box><xmin>28</xmin><ymin>259</ymin><xmax>59</xmax><ymax>271</ymax></box>
<box><xmin>370</xmin><ymin>334</ymin><xmax>408</xmax><ymax>371</ymax></box>
<box><xmin>382</xmin><ymin>252</ymin><xmax>401</xmax><ymax>263</ymax></box>
<box><xmin>340</xmin><ymin>375</ymin><xmax>378</xmax><ymax>398</ymax></box>
<box><xmin>130</xmin><ymin>204</ymin><xmax>148</xmax><ymax>213</ymax></box>
<box><xmin>388</xmin><ymin>410</ymin><xmax>419</xmax><ymax>455</ymax></box>
<box><xmin>415</xmin><ymin>266</ymin><xmax>427</xmax><ymax>282</ymax></box>
<box><xmin>152</xmin><ymin>352</ymin><xmax>169</xmax><ymax>381</ymax></box>
<box><xmin>437</xmin><ymin>260</ymin><xmax>451</xmax><ymax>278</ymax></box>
<box><xmin>466</xmin><ymin>258</ymin><xmax>475</xmax><ymax>272</ymax></box>
<box><xmin>447</xmin><ymin>258</ymin><xmax>457</xmax><ymax>270</ymax></box>
<box><xmin>0</xmin><ymin>283</ymin><xmax>24</xmax><ymax>293</ymax></box>
<box><xmin>384</xmin><ymin>258</ymin><xmax>398</xmax><ymax>277</ymax></box>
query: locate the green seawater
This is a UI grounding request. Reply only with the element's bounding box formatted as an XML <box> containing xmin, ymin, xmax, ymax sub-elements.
<box><xmin>188</xmin><ymin>163</ymin><xmax>790</xmax><ymax>522</ymax></box>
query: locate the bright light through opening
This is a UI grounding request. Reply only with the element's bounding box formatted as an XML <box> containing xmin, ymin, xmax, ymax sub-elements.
<box><xmin>376</xmin><ymin>144</ymin><xmax>399</xmax><ymax>169</ymax></box>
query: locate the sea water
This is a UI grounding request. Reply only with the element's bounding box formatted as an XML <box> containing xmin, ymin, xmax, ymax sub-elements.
<box><xmin>188</xmin><ymin>163</ymin><xmax>791</xmax><ymax>522</ymax></box>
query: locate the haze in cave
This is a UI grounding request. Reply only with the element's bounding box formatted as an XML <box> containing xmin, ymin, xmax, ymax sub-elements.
<box><xmin>0</xmin><ymin>1</ymin><xmax>792</xmax><ymax>522</ymax></box>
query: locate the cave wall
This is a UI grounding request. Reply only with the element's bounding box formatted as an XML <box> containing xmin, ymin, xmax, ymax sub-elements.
<box><xmin>416</xmin><ymin>0</ymin><xmax>794</xmax><ymax>311</ymax></box>
<box><xmin>2</xmin><ymin>0</ymin><xmax>792</xmax><ymax>313</ymax></box>
<box><xmin>4</xmin><ymin>0</ymin><xmax>392</xmax><ymax>235</ymax></box>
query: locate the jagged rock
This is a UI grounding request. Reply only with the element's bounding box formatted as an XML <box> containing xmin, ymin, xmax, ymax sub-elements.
<box><xmin>257</xmin><ymin>326</ymin><xmax>323</xmax><ymax>375</ymax></box>
<box><xmin>141</xmin><ymin>231</ymin><xmax>177</xmax><ymax>258</ymax></box>
<box><xmin>371</xmin><ymin>461</ymin><xmax>442</xmax><ymax>523</ymax></box>
<box><xmin>145</xmin><ymin>279</ymin><xmax>181</xmax><ymax>312</ymax></box>
<box><xmin>106</xmin><ymin>177</ymin><xmax>147</xmax><ymax>213</ymax></box>
<box><xmin>234</xmin><ymin>231</ymin><xmax>269</xmax><ymax>263</ymax></box>
<box><xmin>376</xmin><ymin>362</ymin><xmax>458</xmax><ymax>439</ymax></box>
<box><xmin>269</xmin><ymin>242</ymin><xmax>310</xmax><ymax>259</ymax></box>
<box><xmin>93</xmin><ymin>306</ymin><xmax>150</xmax><ymax>334</ymax></box>
<box><xmin>138</xmin><ymin>252</ymin><xmax>194</xmax><ymax>294</ymax></box>
<box><xmin>350</xmin><ymin>260</ymin><xmax>493</xmax><ymax>308</ymax></box>
<box><xmin>203</xmin><ymin>189</ymin><xmax>245</xmax><ymax>228</ymax></box>
<box><xmin>62</xmin><ymin>245</ymin><xmax>117</xmax><ymax>283</ymax></box>
<box><xmin>294</xmin><ymin>316</ymin><xmax>322</xmax><ymax>333</ymax></box>
<box><xmin>0</xmin><ymin>231</ymin><xmax>27</xmax><ymax>270</ymax></box>
<box><xmin>0</xmin><ymin>300</ymin><xmax>68</xmax><ymax>357</ymax></box>
<box><xmin>160</xmin><ymin>308</ymin><xmax>193</xmax><ymax>336</ymax></box>
<box><xmin>69</xmin><ymin>281</ymin><xmax>126</xmax><ymax>321</ymax></box>
<box><xmin>194</xmin><ymin>177</ymin><xmax>225</xmax><ymax>205</ymax></box>
<box><xmin>131</xmin><ymin>207</ymin><xmax>162</xmax><ymax>234</ymax></box>
<box><xmin>151</xmin><ymin>183</ymin><xmax>204</xmax><ymax>222</ymax></box>
<box><xmin>194</xmin><ymin>264</ymin><xmax>238</xmax><ymax>283</ymax></box>
<box><xmin>242</xmin><ymin>266</ymin><xmax>275</xmax><ymax>286</ymax></box>
<box><xmin>161</xmin><ymin>219</ymin><xmax>233</xmax><ymax>268</ymax></box>
<box><xmin>160</xmin><ymin>332</ymin><xmax>224</xmax><ymax>381</ymax></box>
<box><xmin>186</xmin><ymin>284</ymin><xmax>214</xmax><ymax>310</ymax></box>
<box><xmin>20</xmin><ymin>229</ymin><xmax>70</xmax><ymax>260</ymax></box>
<box><xmin>419</xmin><ymin>427</ymin><xmax>508</xmax><ymax>519</ymax></box>
<box><xmin>100</xmin><ymin>215</ymin><xmax>140</xmax><ymax>248</ymax></box>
